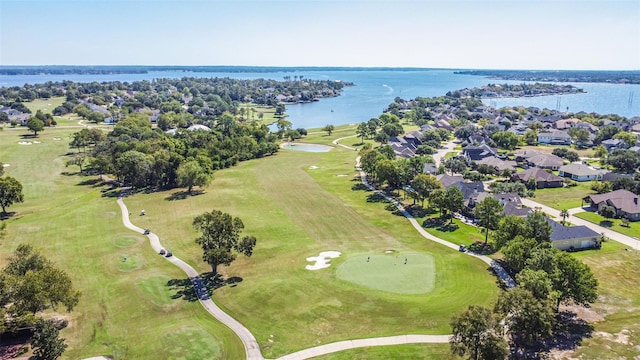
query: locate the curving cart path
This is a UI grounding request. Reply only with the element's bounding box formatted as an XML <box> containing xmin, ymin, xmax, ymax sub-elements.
<box><xmin>115</xmin><ymin>143</ymin><xmax>515</xmax><ymax>359</ymax></box>
<box><xmin>116</xmin><ymin>197</ymin><xmax>264</xmax><ymax>360</ymax></box>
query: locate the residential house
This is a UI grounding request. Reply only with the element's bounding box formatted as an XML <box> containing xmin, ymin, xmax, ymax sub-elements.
<box><xmin>475</xmin><ymin>156</ymin><xmax>517</xmax><ymax>173</ymax></box>
<box><xmin>558</xmin><ymin>164</ymin><xmax>605</xmax><ymax>181</ymax></box>
<box><xmin>513</xmin><ymin>167</ymin><xmax>564</xmax><ymax>188</ymax></box>
<box><xmin>423</xmin><ymin>163</ymin><xmax>437</xmax><ymax>175</ymax></box>
<box><xmin>462</xmin><ymin>144</ymin><xmax>497</xmax><ymax>165</ymax></box>
<box><xmin>537</xmin><ymin>130</ymin><xmax>572</xmax><ymax>145</ymax></box>
<box><xmin>575</xmin><ymin>121</ymin><xmax>599</xmax><ymax>133</ymax></box>
<box><xmin>436</xmin><ymin>174</ymin><xmax>463</xmax><ymax>189</ymax></box>
<box><xmin>601</xmin><ymin>138</ymin><xmax>628</xmax><ymax>152</ymax></box>
<box><xmin>555</xmin><ymin>118</ymin><xmax>580</xmax><ymax>130</ymax></box>
<box><xmin>547</xmin><ymin>218</ymin><xmax>601</xmax><ymax>251</ymax></box>
<box><xmin>526</xmin><ymin>153</ymin><xmax>565</xmax><ymax>170</ymax></box>
<box><xmin>585</xmin><ymin>189</ymin><xmax>640</xmax><ymax>221</ymax></box>
<box><xmin>471</xmin><ymin>192</ymin><xmax>530</xmax><ymax>217</ymax></box>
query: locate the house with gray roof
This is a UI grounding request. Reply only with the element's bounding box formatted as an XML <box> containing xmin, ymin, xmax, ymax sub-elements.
<box><xmin>513</xmin><ymin>167</ymin><xmax>564</xmax><ymax>188</ymax></box>
<box><xmin>601</xmin><ymin>138</ymin><xmax>629</xmax><ymax>152</ymax></box>
<box><xmin>546</xmin><ymin>218</ymin><xmax>601</xmax><ymax>251</ymax></box>
<box><xmin>475</xmin><ymin>156</ymin><xmax>517</xmax><ymax>173</ymax></box>
<box><xmin>462</xmin><ymin>144</ymin><xmax>497</xmax><ymax>165</ymax></box>
<box><xmin>586</xmin><ymin>189</ymin><xmax>640</xmax><ymax>221</ymax></box>
<box><xmin>436</xmin><ymin>174</ymin><xmax>463</xmax><ymax>188</ymax></box>
<box><xmin>558</xmin><ymin>164</ymin><xmax>605</xmax><ymax>181</ymax></box>
<box><xmin>526</xmin><ymin>153</ymin><xmax>565</xmax><ymax>170</ymax></box>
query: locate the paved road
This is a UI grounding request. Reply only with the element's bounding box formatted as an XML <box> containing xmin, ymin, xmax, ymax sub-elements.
<box><xmin>332</xmin><ymin>135</ymin><xmax>357</xmax><ymax>150</ymax></box>
<box><xmin>433</xmin><ymin>140</ymin><xmax>458</xmax><ymax>167</ymax></box>
<box><xmin>276</xmin><ymin>335</ymin><xmax>451</xmax><ymax>360</ymax></box>
<box><xmin>116</xmin><ymin>198</ymin><xmax>264</xmax><ymax>360</ymax></box>
<box><xmin>521</xmin><ymin>198</ymin><xmax>640</xmax><ymax>249</ymax></box>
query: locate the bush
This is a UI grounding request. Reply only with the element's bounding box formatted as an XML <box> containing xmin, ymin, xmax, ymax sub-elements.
<box><xmin>599</xmin><ymin>205</ymin><xmax>617</xmax><ymax>218</ymax></box>
<box><xmin>565</xmin><ymin>179</ymin><xmax>578</xmax><ymax>187</ymax></box>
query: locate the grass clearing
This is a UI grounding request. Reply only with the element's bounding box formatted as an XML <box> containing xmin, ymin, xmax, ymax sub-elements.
<box><xmin>336</xmin><ymin>253</ymin><xmax>436</xmax><ymax>294</ymax></box>
<box><xmin>239</xmin><ymin>103</ymin><xmax>281</xmax><ymax>126</ymax></box>
<box><xmin>23</xmin><ymin>96</ymin><xmax>65</xmax><ymax>114</ymax></box>
<box><xmin>533</xmin><ymin>181</ymin><xmax>595</xmax><ymax>210</ymax></box>
<box><xmin>575</xmin><ymin>211</ymin><xmax>640</xmax><ymax>239</ymax></box>
<box><xmin>0</xmin><ymin>126</ymin><xmax>244</xmax><ymax>359</ymax></box>
<box><xmin>313</xmin><ymin>343</ymin><xmax>455</xmax><ymax>359</ymax></box>
<box><xmin>568</xmin><ymin>240</ymin><xmax>640</xmax><ymax>358</ymax></box>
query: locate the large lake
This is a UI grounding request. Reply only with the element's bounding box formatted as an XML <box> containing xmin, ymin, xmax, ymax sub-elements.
<box><xmin>1</xmin><ymin>69</ymin><xmax>638</xmax><ymax>128</ymax></box>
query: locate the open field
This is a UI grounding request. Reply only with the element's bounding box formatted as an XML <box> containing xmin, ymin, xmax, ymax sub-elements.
<box><xmin>0</xmin><ymin>126</ymin><xmax>244</xmax><ymax>359</ymax></box>
<box><xmin>533</xmin><ymin>181</ymin><xmax>595</xmax><ymax>210</ymax></box>
<box><xmin>313</xmin><ymin>343</ymin><xmax>455</xmax><ymax>359</ymax></box>
<box><xmin>518</xmin><ymin>145</ymin><xmax>595</xmax><ymax>158</ymax></box>
<box><xmin>568</xmin><ymin>240</ymin><xmax>640</xmax><ymax>358</ymax></box>
<box><xmin>23</xmin><ymin>96</ymin><xmax>65</xmax><ymax>114</ymax></box>
<box><xmin>239</xmin><ymin>103</ymin><xmax>281</xmax><ymax>126</ymax></box>
<box><xmin>125</xmin><ymin>146</ymin><xmax>500</xmax><ymax>358</ymax></box>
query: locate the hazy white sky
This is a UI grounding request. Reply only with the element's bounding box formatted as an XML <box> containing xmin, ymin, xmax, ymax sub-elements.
<box><xmin>1</xmin><ymin>0</ymin><xmax>639</xmax><ymax>70</ymax></box>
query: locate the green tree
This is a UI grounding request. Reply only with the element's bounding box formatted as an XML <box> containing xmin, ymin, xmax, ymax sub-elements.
<box><xmin>491</xmin><ymin>131</ymin><xmax>519</xmax><ymax>150</ymax></box>
<box><xmin>177</xmin><ymin>160</ymin><xmax>211</xmax><ymax>195</ymax></box>
<box><xmin>559</xmin><ymin>209</ymin><xmax>569</xmax><ymax>225</ymax></box>
<box><xmin>549</xmin><ymin>250</ymin><xmax>599</xmax><ymax>310</ymax></box>
<box><xmin>522</xmin><ymin>129</ymin><xmax>538</xmax><ymax>145</ymax></box>
<box><xmin>494</xmin><ymin>215</ymin><xmax>528</xmax><ymax>249</ymax></box>
<box><xmin>502</xmin><ymin>236</ymin><xmax>542</xmax><ymax>273</ymax></box>
<box><xmin>473</xmin><ymin>197</ymin><xmax>504</xmax><ymax>244</ymax></box>
<box><xmin>449</xmin><ymin>305</ymin><xmax>508</xmax><ymax>360</ymax></box>
<box><xmin>526</xmin><ymin>211</ymin><xmax>553</xmax><ymax>244</ymax></box>
<box><xmin>65</xmin><ymin>153</ymin><xmax>87</xmax><ymax>173</ymax></box>
<box><xmin>593</xmin><ymin>144</ymin><xmax>608</xmax><ymax>158</ymax></box>
<box><xmin>27</xmin><ymin>117</ymin><xmax>45</xmax><ymax>136</ymax></box>
<box><xmin>192</xmin><ymin>210</ymin><xmax>257</xmax><ymax>275</ymax></box>
<box><xmin>0</xmin><ymin>176</ymin><xmax>24</xmax><ymax>214</ymax></box>
<box><xmin>429</xmin><ymin>188</ymin><xmax>447</xmax><ymax>218</ymax></box>
<box><xmin>516</xmin><ymin>268</ymin><xmax>555</xmax><ymax>300</ymax></box>
<box><xmin>31</xmin><ymin>319</ymin><xmax>68</xmax><ymax>360</ymax></box>
<box><xmin>495</xmin><ymin>287</ymin><xmax>556</xmax><ymax>348</ymax></box>
<box><xmin>568</xmin><ymin>127</ymin><xmax>590</xmax><ymax>145</ymax></box>
<box><xmin>356</xmin><ymin>122</ymin><xmax>368</xmax><ymax>144</ymax></box>
<box><xmin>411</xmin><ymin>174</ymin><xmax>443</xmax><ymax>207</ymax></box>
<box><xmin>444</xmin><ymin>158</ymin><xmax>466</xmax><ymax>175</ymax></box>
<box><xmin>323</xmin><ymin>124</ymin><xmax>335</xmax><ymax>136</ymax></box>
<box><xmin>613</xmin><ymin>131</ymin><xmax>637</xmax><ymax>147</ymax></box>
<box><xmin>445</xmin><ymin>186</ymin><xmax>465</xmax><ymax>223</ymax></box>
<box><xmin>115</xmin><ymin>150</ymin><xmax>153</xmax><ymax>188</ymax></box>
<box><xmin>607</xmin><ymin>149</ymin><xmax>640</xmax><ymax>173</ymax></box>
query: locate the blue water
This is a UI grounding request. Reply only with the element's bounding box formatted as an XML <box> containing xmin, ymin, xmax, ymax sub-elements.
<box><xmin>1</xmin><ymin>69</ymin><xmax>638</xmax><ymax>128</ymax></box>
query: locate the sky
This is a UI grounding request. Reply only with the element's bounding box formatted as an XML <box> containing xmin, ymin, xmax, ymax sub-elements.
<box><xmin>1</xmin><ymin>0</ymin><xmax>639</xmax><ymax>70</ymax></box>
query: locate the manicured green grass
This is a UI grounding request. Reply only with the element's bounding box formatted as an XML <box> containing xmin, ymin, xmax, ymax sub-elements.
<box><xmin>443</xmin><ymin>152</ymin><xmax>457</xmax><ymax>160</ymax></box>
<box><xmin>125</xmin><ymin>147</ymin><xmax>500</xmax><ymax>358</ymax></box>
<box><xmin>23</xmin><ymin>96</ymin><xmax>65</xmax><ymax>114</ymax></box>
<box><xmin>313</xmin><ymin>343</ymin><xmax>456</xmax><ymax>360</ymax></box>
<box><xmin>412</xmin><ymin>212</ymin><xmax>486</xmax><ymax>246</ymax></box>
<box><xmin>568</xmin><ymin>240</ymin><xmax>640</xmax><ymax>358</ymax></box>
<box><xmin>336</xmin><ymin>253</ymin><xmax>436</xmax><ymax>294</ymax></box>
<box><xmin>575</xmin><ymin>211</ymin><xmax>640</xmax><ymax>239</ymax></box>
<box><xmin>518</xmin><ymin>145</ymin><xmax>594</xmax><ymax>158</ymax></box>
<box><xmin>239</xmin><ymin>103</ymin><xmax>280</xmax><ymax>125</ymax></box>
<box><xmin>0</xmin><ymin>127</ymin><xmax>244</xmax><ymax>359</ymax></box>
<box><xmin>534</xmin><ymin>182</ymin><xmax>595</xmax><ymax>210</ymax></box>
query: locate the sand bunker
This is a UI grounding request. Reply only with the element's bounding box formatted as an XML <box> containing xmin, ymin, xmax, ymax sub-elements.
<box><xmin>2</xmin><ymin>164</ymin><xmax>9</xmax><ymax>168</ymax></box>
<box><xmin>309</xmin><ymin>165</ymin><xmax>319</xmax><ymax>169</ymax></box>
<box><xmin>18</xmin><ymin>141</ymin><xmax>32</xmax><ymax>145</ymax></box>
<box><xmin>305</xmin><ymin>251</ymin><xmax>341</xmax><ymax>270</ymax></box>
<box><xmin>53</xmin><ymin>137</ymin><xmax>61</xmax><ymax>141</ymax></box>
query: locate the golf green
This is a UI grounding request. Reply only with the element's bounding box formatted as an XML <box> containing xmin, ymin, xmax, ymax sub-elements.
<box><xmin>336</xmin><ymin>253</ymin><xmax>436</xmax><ymax>294</ymax></box>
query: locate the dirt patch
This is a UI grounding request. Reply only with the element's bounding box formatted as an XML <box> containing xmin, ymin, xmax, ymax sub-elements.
<box><xmin>560</xmin><ymin>304</ymin><xmax>605</xmax><ymax>323</ymax></box>
<box><xmin>594</xmin><ymin>329</ymin><xmax>631</xmax><ymax>345</ymax></box>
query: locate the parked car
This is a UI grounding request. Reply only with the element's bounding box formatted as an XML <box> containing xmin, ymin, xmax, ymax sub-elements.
<box><xmin>159</xmin><ymin>249</ymin><xmax>166</xmax><ymax>255</ymax></box>
<box><xmin>143</xmin><ymin>229</ymin><xmax>150</xmax><ymax>235</ymax></box>
<box><xmin>165</xmin><ymin>250</ymin><xmax>173</xmax><ymax>257</ymax></box>
<box><xmin>459</xmin><ymin>244</ymin><xmax>466</xmax><ymax>252</ymax></box>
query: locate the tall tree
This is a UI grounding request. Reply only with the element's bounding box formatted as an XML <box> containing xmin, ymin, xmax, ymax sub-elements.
<box><xmin>473</xmin><ymin>197</ymin><xmax>504</xmax><ymax>244</ymax></box>
<box><xmin>356</xmin><ymin>122</ymin><xmax>368</xmax><ymax>144</ymax></box>
<box><xmin>450</xmin><ymin>305</ymin><xmax>508</xmax><ymax>360</ymax></box>
<box><xmin>494</xmin><ymin>215</ymin><xmax>528</xmax><ymax>249</ymax></box>
<box><xmin>0</xmin><ymin>176</ymin><xmax>24</xmax><ymax>214</ymax></box>
<box><xmin>411</xmin><ymin>174</ymin><xmax>443</xmax><ymax>206</ymax></box>
<box><xmin>177</xmin><ymin>160</ymin><xmax>211</xmax><ymax>195</ymax></box>
<box><xmin>494</xmin><ymin>287</ymin><xmax>556</xmax><ymax>349</ymax></box>
<box><xmin>193</xmin><ymin>210</ymin><xmax>257</xmax><ymax>275</ymax></box>
<box><xmin>445</xmin><ymin>186</ymin><xmax>465</xmax><ymax>223</ymax></box>
<box><xmin>559</xmin><ymin>209</ymin><xmax>569</xmax><ymax>225</ymax></box>
<box><xmin>323</xmin><ymin>124</ymin><xmax>335</xmax><ymax>136</ymax></box>
<box><xmin>27</xmin><ymin>117</ymin><xmax>45</xmax><ymax>136</ymax></box>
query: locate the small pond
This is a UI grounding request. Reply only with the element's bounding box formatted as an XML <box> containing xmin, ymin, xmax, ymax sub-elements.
<box><xmin>281</xmin><ymin>143</ymin><xmax>333</xmax><ymax>152</ymax></box>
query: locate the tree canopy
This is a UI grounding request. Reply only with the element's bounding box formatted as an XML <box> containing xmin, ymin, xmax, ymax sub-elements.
<box><xmin>0</xmin><ymin>176</ymin><xmax>24</xmax><ymax>214</ymax></box>
<box><xmin>192</xmin><ymin>210</ymin><xmax>257</xmax><ymax>275</ymax></box>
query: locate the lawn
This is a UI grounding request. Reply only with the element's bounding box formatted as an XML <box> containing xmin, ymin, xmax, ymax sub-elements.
<box><xmin>0</xmin><ymin>126</ymin><xmax>244</xmax><ymax>359</ymax></box>
<box><xmin>575</xmin><ymin>211</ymin><xmax>640</xmax><ymax>240</ymax></box>
<box><xmin>533</xmin><ymin>181</ymin><xmax>595</xmax><ymax>210</ymax></box>
<box><xmin>568</xmin><ymin>241</ymin><xmax>640</xmax><ymax>358</ymax></box>
<box><xmin>239</xmin><ymin>103</ymin><xmax>281</xmax><ymax>126</ymax></box>
<box><xmin>313</xmin><ymin>343</ymin><xmax>455</xmax><ymax>359</ymax></box>
<box><xmin>518</xmin><ymin>144</ymin><xmax>594</xmax><ymax>158</ymax></box>
<box><xmin>23</xmin><ymin>96</ymin><xmax>65</xmax><ymax>114</ymax></box>
<box><xmin>123</xmin><ymin>146</ymin><xmax>500</xmax><ymax>358</ymax></box>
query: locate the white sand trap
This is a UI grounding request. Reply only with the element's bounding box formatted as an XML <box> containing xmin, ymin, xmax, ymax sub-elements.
<box><xmin>309</xmin><ymin>165</ymin><xmax>319</xmax><ymax>169</ymax></box>
<box><xmin>18</xmin><ymin>141</ymin><xmax>32</xmax><ymax>145</ymax></box>
<box><xmin>53</xmin><ymin>137</ymin><xmax>61</xmax><ymax>140</ymax></box>
<box><xmin>2</xmin><ymin>164</ymin><xmax>9</xmax><ymax>167</ymax></box>
<box><xmin>335</xmin><ymin>174</ymin><xmax>348</xmax><ymax>177</ymax></box>
<box><xmin>33</xmin><ymin>141</ymin><xmax>41</xmax><ymax>144</ymax></box>
<box><xmin>305</xmin><ymin>251</ymin><xmax>341</xmax><ymax>270</ymax></box>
